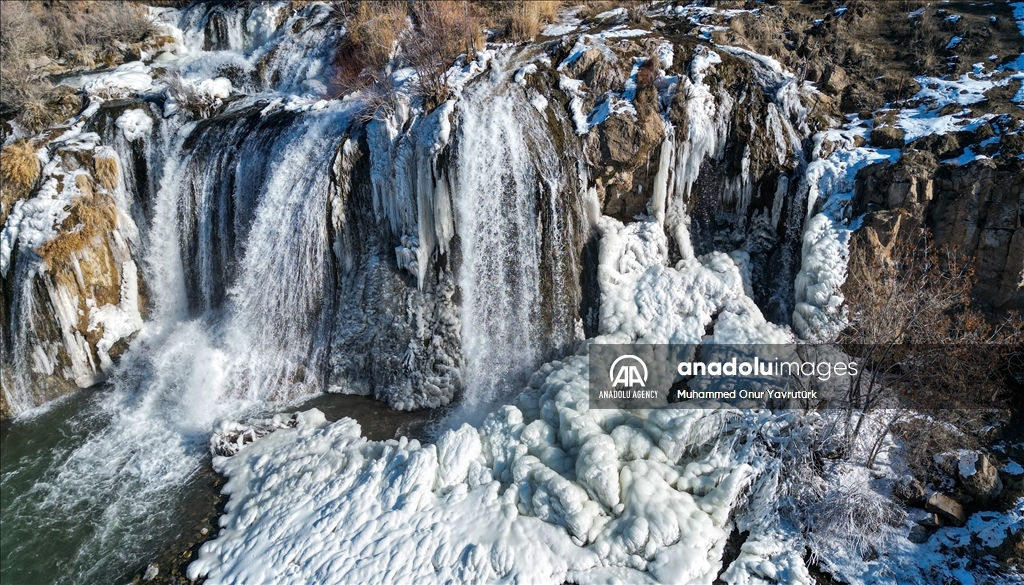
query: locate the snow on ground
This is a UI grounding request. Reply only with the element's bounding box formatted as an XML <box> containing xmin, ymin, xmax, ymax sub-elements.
<box><xmin>656</xmin><ymin>4</ymin><xmax>758</xmax><ymax>41</ymax></box>
<box><xmin>894</xmin><ymin>5</ymin><xmax>1024</xmax><ymax>139</ymax></box>
<box><xmin>905</xmin><ymin>498</ymin><xmax>1024</xmax><ymax>584</ymax></box>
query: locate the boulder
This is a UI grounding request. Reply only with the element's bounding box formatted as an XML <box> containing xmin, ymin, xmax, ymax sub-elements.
<box><xmin>926</xmin><ymin>493</ymin><xmax>966</xmax><ymax>526</ymax></box>
<box><xmin>908</xmin><ymin>524</ymin><xmax>932</xmax><ymax>544</ymax></box>
<box><xmin>27</xmin><ymin>55</ymin><xmax>52</xmax><ymax>70</ymax></box>
<box><xmin>821</xmin><ymin>64</ymin><xmax>849</xmax><ymax>94</ymax></box>
<box><xmin>917</xmin><ymin>512</ymin><xmax>944</xmax><ymax>529</ymax></box>
<box><xmin>908</xmin><ymin>132</ymin><xmax>961</xmax><ymax>159</ymax></box>
<box><xmin>959</xmin><ymin>452</ymin><xmax>1003</xmax><ymax>500</ymax></box>
<box><xmin>894</xmin><ymin>477</ymin><xmax>928</xmax><ymax>506</ymax></box>
<box><xmin>1000</xmin><ymin>460</ymin><xmax>1024</xmax><ymax>490</ymax></box>
<box><xmin>871</xmin><ymin>125</ymin><xmax>906</xmax><ymax>149</ymax></box>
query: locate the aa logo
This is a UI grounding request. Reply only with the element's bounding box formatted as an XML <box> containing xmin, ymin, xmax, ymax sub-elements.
<box><xmin>609</xmin><ymin>355</ymin><xmax>648</xmax><ymax>388</ymax></box>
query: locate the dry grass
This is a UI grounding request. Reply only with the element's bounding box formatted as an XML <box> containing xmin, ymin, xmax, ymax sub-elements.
<box><xmin>15</xmin><ymin>85</ymin><xmax>83</xmax><ymax>133</ymax></box>
<box><xmin>1</xmin><ymin>140</ymin><xmax>41</xmax><ymax>190</ymax></box>
<box><xmin>37</xmin><ymin>192</ymin><xmax>118</xmax><ymax>268</ymax></box>
<box><xmin>93</xmin><ymin>150</ymin><xmax>120</xmax><ymax>192</ymax></box>
<box><xmin>579</xmin><ymin>0</ymin><xmax>647</xmax><ymax>21</ymax></box>
<box><xmin>334</xmin><ymin>0</ymin><xmax>409</xmax><ymax>93</ymax></box>
<box><xmin>1</xmin><ymin>141</ymin><xmax>41</xmax><ymax>206</ymax></box>
<box><xmin>1</xmin><ymin>139</ymin><xmax>41</xmax><ymax>225</ymax></box>
<box><xmin>482</xmin><ymin>0</ymin><xmax>561</xmax><ymax>42</ymax></box>
<box><xmin>333</xmin><ymin>0</ymin><xmax>484</xmax><ymax>111</ymax></box>
<box><xmin>332</xmin><ymin>0</ymin><xmax>570</xmax><ymax>111</ymax></box>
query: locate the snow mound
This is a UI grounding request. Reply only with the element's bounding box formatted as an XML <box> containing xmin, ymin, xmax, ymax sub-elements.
<box><xmin>84</xmin><ymin>62</ymin><xmax>154</xmax><ymax>99</ymax></box>
<box><xmin>115</xmin><ymin>109</ymin><xmax>154</xmax><ymax>142</ymax></box>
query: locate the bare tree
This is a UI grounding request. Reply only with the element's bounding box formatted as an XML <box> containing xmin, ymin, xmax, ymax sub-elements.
<box><xmin>837</xmin><ymin>232</ymin><xmax>1022</xmax><ymax>469</ymax></box>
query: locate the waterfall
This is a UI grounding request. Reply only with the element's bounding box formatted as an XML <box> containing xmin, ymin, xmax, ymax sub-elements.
<box><xmin>454</xmin><ymin>91</ymin><xmax>545</xmax><ymax>407</ymax></box>
<box><xmin>0</xmin><ymin>2</ymin><xmax>841</xmax><ymax>581</ymax></box>
<box><xmin>450</xmin><ymin>54</ymin><xmax>588</xmax><ymax>409</ymax></box>
<box><xmin>0</xmin><ymin>101</ymin><xmax>358</xmax><ymax>584</ymax></box>
<box><xmin>162</xmin><ymin>103</ymin><xmax>353</xmax><ymax>402</ymax></box>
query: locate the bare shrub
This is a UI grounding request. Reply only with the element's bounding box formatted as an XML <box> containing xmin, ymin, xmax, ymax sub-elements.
<box><xmin>838</xmin><ymin>233</ymin><xmax>1023</xmax><ymax>467</ymax></box>
<box><xmin>15</xmin><ymin>85</ymin><xmax>82</xmax><ymax>133</ymax></box>
<box><xmin>0</xmin><ymin>1</ymin><xmax>48</xmax><ymax>106</ymax></box>
<box><xmin>408</xmin><ymin>1</ymin><xmax>482</xmax><ymax>109</ymax></box>
<box><xmin>37</xmin><ymin>7</ymin><xmax>82</xmax><ymax>62</ymax></box>
<box><xmin>87</xmin><ymin>2</ymin><xmax>158</xmax><ymax>45</ymax></box>
<box><xmin>161</xmin><ymin>71</ymin><xmax>223</xmax><ymax>119</ymax></box>
<box><xmin>803</xmin><ymin>478</ymin><xmax>906</xmax><ymax>559</ymax></box>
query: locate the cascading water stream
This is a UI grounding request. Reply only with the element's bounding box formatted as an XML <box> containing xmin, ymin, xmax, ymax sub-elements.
<box><xmin>454</xmin><ymin>92</ymin><xmax>544</xmax><ymax>408</ymax></box>
<box><xmin>447</xmin><ymin>53</ymin><xmax>586</xmax><ymax>413</ymax></box>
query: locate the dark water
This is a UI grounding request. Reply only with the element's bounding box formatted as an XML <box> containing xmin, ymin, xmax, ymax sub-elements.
<box><xmin>0</xmin><ymin>389</ymin><xmax>439</xmax><ymax>585</ymax></box>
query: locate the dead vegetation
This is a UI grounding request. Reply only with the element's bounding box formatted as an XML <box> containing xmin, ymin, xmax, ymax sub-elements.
<box><xmin>160</xmin><ymin>70</ymin><xmax>226</xmax><ymax>120</ymax></box>
<box><xmin>477</xmin><ymin>0</ymin><xmax>560</xmax><ymax>42</ymax></box>
<box><xmin>578</xmin><ymin>0</ymin><xmax>648</xmax><ymax>22</ymax></box>
<box><xmin>333</xmin><ymin>0</ymin><xmax>409</xmax><ymax>95</ymax></box>
<box><xmin>1</xmin><ymin>139</ymin><xmax>41</xmax><ymax>225</ymax></box>
<box><xmin>838</xmin><ymin>233</ymin><xmax>1023</xmax><ymax>473</ymax></box>
<box><xmin>1</xmin><ymin>1</ymin><xmax>158</xmax><ymax>130</ymax></box>
<box><xmin>37</xmin><ymin>190</ymin><xmax>119</xmax><ymax>271</ymax></box>
<box><xmin>407</xmin><ymin>1</ymin><xmax>483</xmax><ymax>108</ymax></box>
<box><xmin>93</xmin><ymin>150</ymin><xmax>121</xmax><ymax>192</ymax></box>
<box><xmin>332</xmin><ymin>0</ymin><xmax>567</xmax><ymax>115</ymax></box>
<box><xmin>13</xmin><ymin>85</ymin><xmax>84</xmax><ymax>134</ymax></box>
<box><xmin>0</xmin><ymin>1</ymin><xmax>49</xmax><ymax>107</ymax></box>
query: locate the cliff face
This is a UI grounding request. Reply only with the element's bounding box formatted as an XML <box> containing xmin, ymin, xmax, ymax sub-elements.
<box><xmin>855</xmin><ymin>153</ymin><xmax>1024</xmax><ymax>309</ymax></box>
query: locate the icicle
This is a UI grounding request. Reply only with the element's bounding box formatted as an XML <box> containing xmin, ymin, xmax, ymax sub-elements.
<box><xmin>651</xmin><ymin>135</ymin><xmax>675</xmax><ymax>227</ymax></box>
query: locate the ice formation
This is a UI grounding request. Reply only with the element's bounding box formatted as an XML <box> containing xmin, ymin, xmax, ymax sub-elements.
<box><xmin>114</xmin><ymin>108</ymin><xmax>154</xmax><ymax>142</ymax></box>
<box><xmin>190</xmin><ymin>214</ymin><xmax>800</xmax><ymax>584</ymax></box>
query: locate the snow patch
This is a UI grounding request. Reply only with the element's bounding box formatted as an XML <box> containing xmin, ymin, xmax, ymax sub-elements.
<box><xmin>114</xmin><ymin>109</ymin><xmax>154</xmax><ymax>142</ymax></box>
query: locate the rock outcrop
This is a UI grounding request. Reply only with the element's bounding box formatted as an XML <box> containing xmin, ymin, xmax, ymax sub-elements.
<box><xmin>1</xmin><ymin>123</ymin><xmax>147</xmax><ymax>417</ymax></box>
<box><xmin>959</xmin><ymin>452</ymin><xmax>1004</xmax><ymax>501</ymax></box>
<box><xmin>926</xmin><ymin>492</ymin><xmax>967</xmax><ymax>526</ymax></box>
<box><xmin>853</xmin><ymin>151</ymin><xmax>1024</xmax><ymax>309</ymax></box>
